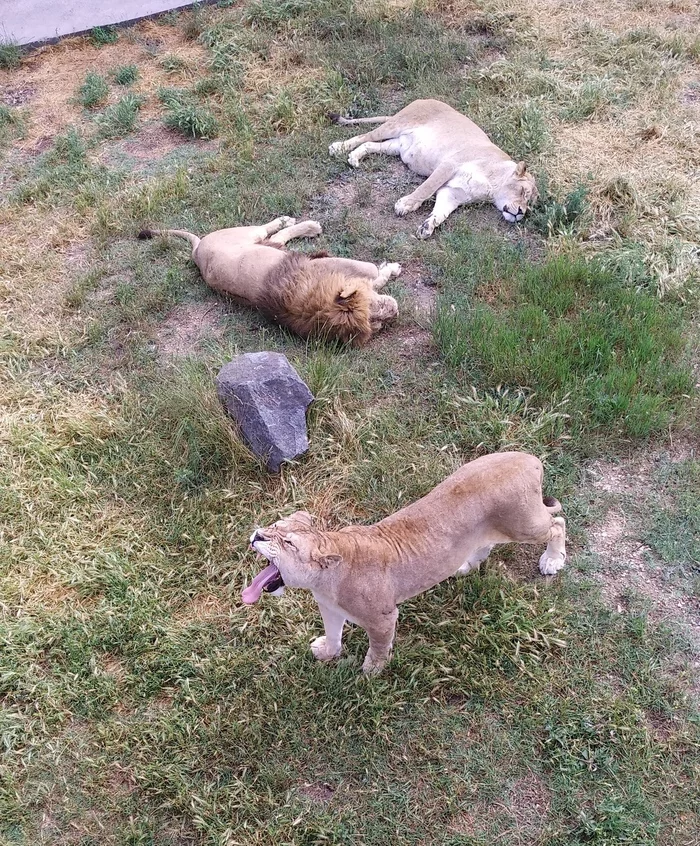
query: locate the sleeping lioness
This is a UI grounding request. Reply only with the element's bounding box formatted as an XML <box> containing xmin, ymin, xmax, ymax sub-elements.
<box><xmin>329</xmin><ymin>98</ymin><xmax>538</xmax><ymax>238</ymax></box>
<box><xmin>138</xmin><ymin>216</ymin><xmax>400</xmax><ymax>344</ymax></box>
<box><xmin>243</xmin><ymin>452</ymin><xmax>566</xmax><ymax>674</ymax></box>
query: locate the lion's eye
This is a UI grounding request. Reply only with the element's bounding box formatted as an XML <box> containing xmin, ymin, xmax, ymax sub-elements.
<box><xmin>283</xmin><ymin>538</ymin><xmax>295</xmax><ymax>548</ymax></box>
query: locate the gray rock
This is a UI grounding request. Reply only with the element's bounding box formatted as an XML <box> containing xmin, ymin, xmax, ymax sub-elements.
<box><xmin>216</xmin><ymin>352</ymin><xmax>314</xmax><ymax>473</ymax></box>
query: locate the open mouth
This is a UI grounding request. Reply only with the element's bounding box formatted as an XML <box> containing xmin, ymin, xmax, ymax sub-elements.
<box><xmin>241</xmin><ymin>562</ymin><xmax>285</xmax><ymax>604</ymax></box>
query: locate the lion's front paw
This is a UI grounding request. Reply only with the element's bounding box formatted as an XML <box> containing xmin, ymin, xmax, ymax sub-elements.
<box><xmin>329</xmin><ymin>141</ymin><xmax>345</xmax><ymax>157</ymax></box>
<box><xmin>278</xmin><ymin>216</ymin><xmax>297</xmax><ymax>228</ymax></box>
<box><xmin>417</xmin><ymin>219</ymin><xmax>435</xmax><ymax>239</ymax></box>
<box><xmin>379</xmin><ymin>261</ymin><xmax>402</xmax><ymax>278</ymax></box>
<box><xmin>539</xmin><ymin>551</ymin><xmax>566</xmax><ymax>576</ymax></box>
<box><xmin>310</xmin><ymin>636</ymin><xmax>341</xmax><ymax>662</ymax></box>
<box><xmin>347</xmin><ymin>151</ymin><xmax>363</xmax><ymax>168</ymax></box>
<box><xmin>306</xmin><ymin>221</ymin><xmax>323</xmax><ymax>236</ymax></box>
<box><xmin>395</xmin><ymin>196</ymin><xmax>420</xmax><ymax>216</ymax></box>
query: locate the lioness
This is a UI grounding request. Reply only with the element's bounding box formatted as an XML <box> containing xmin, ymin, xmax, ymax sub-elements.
<box><xmin>329</xmin><ymin>99</ymin><xmax>538</xmax><ymax>238</ymax></box>
<box><xmin>243</xmin><ymin>452</ymin><xmax>566</xmax><ymax>674</ymax></box>
<box><xmin>138</xmin><ymin>216</ymin><xmax>400</xmax><ymax>344</ymax></box>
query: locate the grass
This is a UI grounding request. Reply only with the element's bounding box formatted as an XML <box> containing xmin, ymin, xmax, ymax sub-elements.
<box><xmin>1</xmin><ymin>0</ymin><xmax>699</xmax><ymax>843</ymax></box>
<box><xmin>432</xmin><ymin>244</ymin><xmax>692</xmax><ymax>443</ymax></box>
<box><xmin>77</xmin><ymin>71</ymin><xmax>110</xmax><ymax>109</ymax></box>
<box><xmin>112</xmin><ymin>64</ymin><xmax>139</xmax><ymax>86</ymax></box>
<box><xmin>160</xmin><ymin>89</ymin><xmax>220</xmax><ymax>139</ymax></box>
<box><xmin>95</xmin><ymin>93</ymin><xmax>145</xmax><ymax>138</ymax></box>
<box><xmin>90</xmin><ymin>25</ymin><xmax>119</xmax><ymax>45</ymax></box>
<box><xmin>0</xmin><ymin>40</ymin><xmax>21</xmax><ymax>69</ymax></box>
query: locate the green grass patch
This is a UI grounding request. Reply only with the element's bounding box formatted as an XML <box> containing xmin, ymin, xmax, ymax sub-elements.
<box><xmin>0</xmin><ymin>40</ymin><xmax>21</xmax><ymax>69</ymax></box>
<box><xmin>158</xmin><ymin>53</ymin><xmax>190</xmax><ymax>75</ymax></box>
<box><xmin>95</xmin><ymin>93</ymin><xmax>145</xmax><ymax>138</ymax></box>
<box><xmin>112</xmin><ymin>64</ymin><xmax>139</xmax><ymax>85</ymax></box>
<box><xmin>432</xmin><ymin>238</ymin><xmax>692</xmax><ymax>444</ymax></box>
<box><xmin>90</xmin><ymin>25</ymin><xmax>119</xmax><ymax>45</ymax></box>
<box><xmin>77</xmin><ymin>71</ymin><xmax>109</xmax><ymax>109</ymax></box>
<box><xmin>162</xmin><ymin>96</ymin><xmax>219</xmax><ymax>140</ymax></box>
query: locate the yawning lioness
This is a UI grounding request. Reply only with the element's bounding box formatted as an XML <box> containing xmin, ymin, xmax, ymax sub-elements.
<box><xmin>244</xmin><ymin>452</ymin><xmax>566</xmax><ymax>674</ymax></box>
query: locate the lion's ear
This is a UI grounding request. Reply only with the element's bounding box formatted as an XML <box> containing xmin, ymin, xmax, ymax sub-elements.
<box><xmin>318</xmin><ymin>554</ymin><xmax>342</xmax><ymax>569</ymax></box>
<box><xmin>515</xmin><ymin>161</ymin><xmax>527</xmax><ymax>177</ymax></box>
<box><xmin>337</xmin><ymin>285</ymin><xmax>359</xmax><ymax>303</ymax></box>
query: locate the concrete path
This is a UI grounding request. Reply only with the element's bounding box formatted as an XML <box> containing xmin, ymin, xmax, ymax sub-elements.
<box><xmin>0</xmin><ymin>0</ymin><xmax>201</xmax><ymax>47</ymax></box>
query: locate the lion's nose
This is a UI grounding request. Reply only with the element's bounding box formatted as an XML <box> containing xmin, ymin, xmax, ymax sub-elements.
<box><xmin>250</xmin><ymin>529</ymin><xmax>267</xmax><ymax>547</ymax></box>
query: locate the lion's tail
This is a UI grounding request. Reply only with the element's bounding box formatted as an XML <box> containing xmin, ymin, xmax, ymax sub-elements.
<box><xmin>327</xmin><ymin>113</ymin><xmax>390</xmax><ymax>126</ymax></box>
<box><xmin>138</xmin><ymin>228</ymin><xmax>201</xmax><ymax>254</ymax></box>
<box><xmin>543</xmin><ymin>496</ymin><xmax>562</xmax><ymax>514</ymax></box>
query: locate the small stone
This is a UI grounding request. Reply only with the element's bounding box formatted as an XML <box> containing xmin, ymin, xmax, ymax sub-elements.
<box><xmin>216</xmin><ymin>352</ymin><xmax>314</xmax><ymax>472</ymax></box>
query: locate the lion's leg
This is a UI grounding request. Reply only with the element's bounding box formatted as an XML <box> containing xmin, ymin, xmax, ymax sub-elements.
<box><xmin>329</xmin><ymin>123</ymin><xmax>402</xmax><ymax>157</ymax></box>
<box><xmin>311</xmin><ymin>600</ymin><xmax>346</xmax><ymax>661</ymax></box>
<box><xmin>311</xmin><ymin>256</ymin><xmax>379</xmax><ymax>281</ymax></box>
<box><xmin>361</xmin><ymin>609</ymin><xmax>399</xmax><ymax>675</ymax></box>
<box><xmin>347</xmin><ymin>139</ymin><xmax>402</xmax><ymax>169</ymax></box>
<box><xmin>267</xmin><ymin>220</ymin><xmax>323</xmax><ymax>245</ymax></box>
<box><xmin>394</xmin><ymin>164</ymin><xmax>456</xmax><ymax>218</ymax></box>
<box><xmin>260</xmin><ymin>216</ymin><xmax>298</xmax><ymax>238</ymax></box>
<box><xmin>372</xmin><ymin>261</ymin><xmax>402</xmax><ymax>290</ymax></box>
<box><xmin>538</xmin><ymin>516</ymin><xmax>567</xmax><ymax>576</ymax></box>
<box><xmin>417</xmin><ymin>186</ymin><xmax>462</xmax><ymax>239</ymax></box>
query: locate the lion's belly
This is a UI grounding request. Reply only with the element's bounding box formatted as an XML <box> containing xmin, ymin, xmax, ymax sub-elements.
<box><xmin>397</xmin><ymin>130</ymin><xmax>441</xmax><ymax>176</ymax></box>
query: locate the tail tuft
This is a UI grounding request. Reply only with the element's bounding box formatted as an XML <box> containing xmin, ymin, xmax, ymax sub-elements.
<box><xmin>137</xmin><ymin>229</ymin><xmax>154</xmax><ymax>240</ymax></box>
<box><xmin>327</xmin><ymin>112</ymin><xmax>345</xmax><ymax>125</ymax></box>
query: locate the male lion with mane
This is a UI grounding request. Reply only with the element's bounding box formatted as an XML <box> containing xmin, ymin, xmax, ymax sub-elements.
<box><xmin>329</xmin><ymin>98</ymin><xmax>538</xmax><ymax>238</ymax></box>
<box><xmin>138</xmin><ymin>216</ymin><xmax>400</xmax><ymax>344</ymax></box>
<box><xmin>244</xmin><ymin>452</ymin><xmax>566</xmax><ymax>674</ymax></box>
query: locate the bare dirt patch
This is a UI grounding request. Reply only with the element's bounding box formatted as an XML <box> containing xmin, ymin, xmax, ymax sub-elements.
<box><xmin>448</xmin><ymin>771</ymin><xmax>550</xmax><ymax>844</ymax></box>
<box><xmin>119</xmin><ymin>121</ymin><xmax>216</xmax><ymax>161</ymax></box>
<box><xmin>154</xmin><ymin>300</ymin><xmax>226</xmax><ymax>360</ymax></box>
<box><xmin>298</xmin><ymin>782</ymin><xmax>335</xmax><ymax>803</ymax></box>
<box><xmin>585</xmin><ymin>447</ymin><xmax>700</xmax><ymax>647</ymax></box>
<box><xmin>506</xmin><ymin>772</ymin><xmax>551</xmax><ymax>838</ymax></box>
<box><xmin>173</xmin><ymin>592</ymin><xmax>232</xmax><ymax>625</ymax></box>
<box><xmin>1</xmin><ymin>84</ymin><xmax>37</xmax><ymax>106</ymax></box>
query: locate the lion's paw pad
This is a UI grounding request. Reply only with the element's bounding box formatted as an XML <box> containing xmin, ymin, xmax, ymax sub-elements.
<box><xmin>329</xmin><ymin>142</ymin><xmax>345</xmax><ymax>156</ymax></box>
<box><xmin>417</xmin><ymin>220</ymin><xmax>435</xmax><ymax>239</ymax></box>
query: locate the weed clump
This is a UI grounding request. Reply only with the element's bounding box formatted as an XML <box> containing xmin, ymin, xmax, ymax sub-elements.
<box><xmin>0</xmin><ymin>41</ymin><xmax>21</xmax><ymax>69</ymax></box>
<box><xmin>0</xmin><ymin>104</ymin><xmax>15</xmax><ymax>126</ymax></box>
<box><xmin>159</xmin><ymin>54</ymin><xmax>190</xmax><ymax>75</ymax></box>
<box><xmin>77</xmin><ymin>72</ymin><xmax>109</xmax><ymax>109</ymax></box>
<box><xmin>112</xmin><ymin>64</ymin><xmax>139</xmax><ymax>86</ymax></box>
<box><xmin>96</xmin><ymin>94</ymin><xmax>144</xmax><ymax>138</ymax></box>
<box><xmin>90</xmin><ymin>25</ymin><xmax>119</xmax><ymax>45</ymax></box>
<box><xmin>529</xmin><ymin>183</ymin><xmax>589</xmax><ymax>236</ymax></box>
<box><xmin>159</xmin><ymin>89</ymin><xmax>219</xmax><ymax>139</ymax></box>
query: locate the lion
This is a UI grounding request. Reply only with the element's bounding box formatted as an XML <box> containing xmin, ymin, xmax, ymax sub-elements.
<box><xmin>138</xmin><ymin>216</ymin><xmax>400</xmax><ymax>344</ymax></box>
<box><xmin>329</xmin><ymin>98</ymin><xmax>539</xmax><ymax>238</ymax></box>
<box><xmin>243</xmin><ymin>452</ymin><xmax>566</xmax><ymax>674</ymax></box>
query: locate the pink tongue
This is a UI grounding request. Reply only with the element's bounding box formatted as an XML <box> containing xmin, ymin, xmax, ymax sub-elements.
<box><xmin>242</xmin><ymin>564</ymin><xmax>281</xmax><ymax>605</ymax></box>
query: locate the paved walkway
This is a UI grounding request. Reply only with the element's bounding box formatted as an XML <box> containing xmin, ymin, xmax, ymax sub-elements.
<box><xmin>0</xmin><ymin>0</ymin><xmax>200</xmax><ymax>47</ymax></box>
